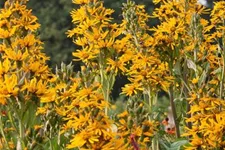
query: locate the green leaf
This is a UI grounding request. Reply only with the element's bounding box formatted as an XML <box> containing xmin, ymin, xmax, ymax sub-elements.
<box><xmin>198</xmin><ymin>71</ymin><xmax>207</xmax><ymax>86</ymax></box>
<box><xmin>187</xmin><ymin>59</ymin><xmax>197</xmax><ymax>72</ymax></box>
<box><xmin>109</xmin><ymin>73</ymin><xmax>116</xmax><ymax>90</ymax></box>
<box><xmin>22</xmin><ymin>100</ymin><xmax>38</xmax><ymax>127</ymax></box>
<box><xmin>168</xmin><ymin>140</ymin><xmax>188</xmax><ymax>150</ymax></box>
<box><xmin>173</xmin><ymin>60</ymin><xmax>181</xmax><ymax>76</ymax></box>
<box><xmin>212</xmin><ymin>67</ymin><xmax>222</xmax><ymax>75</ymax></box>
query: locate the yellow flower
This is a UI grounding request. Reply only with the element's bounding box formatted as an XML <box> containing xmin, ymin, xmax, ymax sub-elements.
<box><xmin>74</xmin><ymin>37</ymin><xmax>88</xmax><ymax>47</ymax></box>
<box><xmin>107</xmin><ymin>58</ymin><xmax>127</xmax><ymax>73</ymax></box>
<box><xmin>121</xmin><ymin>82</ymin><xmax>144</xmax><ymax>96</ymax></box>
<box><xmin>0</xmin><ymin>138</ymin><xmax>3</xmax><ymax>149</ymax></box>
<box><xmin>23</xmin><ymin>61</ymin><xmax>49</xmax><ymax>78</ymax></box>
<box><xmin>67</xmin><ymin>132</ymin><xmax>86</xmax><ymax>148</ymax></box>
<box><xmin>72</xmin><ymin>0</ymin><xmax>93</xmax><ymax>5</ymax></box>
<box><xmin>96</xmin><ymin>37</ymin><xmax>114</xmax><ymax>49</ymax></box>
<box><xmin>0</xmin><ymin>74</ymin><xmax>19</xmax><ymax>97</ymax></box>
<box><xmin>22</xmin><ymin>78</ymin><xmax>47</xmax><ymax>97</ymax></box>
<box><xmin>19</xmin><ymin>34</ymin><xmax>41</xmax><ymax>48</ymax></box>
<box><xmin>34</xmin><ymin>125</ymin><xmax>43</xmax><ymax>130</ymax></box>
<box><xmin>0</xmin><ymin>26</ymin><xmax>17</xmax><ymax>39</ymax></box>
<box><xmin>36</xmin><ymin>106</ymin><xmax>49</xmax><ymax>115</ymax></box>
<box><xmin>4</xmin><ymin>49</ymin><xmax>29</xmax><ymax>61</ymax></box>
<box><xmin>211</xmin><ymin>2</ymin><xmax>225</xmax><ymax>25</ymax></box>
<box><xmin>0</xmin><ymin>8</ymin><xmax>12</xmax><ymax>19</ymax></box>
<box><xmin>117</xmin><ymin>110</ymin><xmax>128</xmax><ymax>118</ymax></box>
<box><xmin>190</xmin><ymin>134</ymin><xmax>203</xmax><ymax>147</ymax></box>
<box><xmin>14</xmin><ymin>2</ymin><xmax>40</xmax><ymax>31</ymax></box>
<box><xmin>0</xmin><ymin>58</ymin><xmax>11</xmax><ymax>77</ymax></box>
<box><xmin>192</xmin><ymin>77</ymin><xmax>199</xmax><ymax>84</ymax></box>
<box><xmin>72</xmin><ymin>46</ymin><xmax>99</xmax><ymax>63</ymax></box>
<box><xmin>55</xmin><ymin>107</ymin><xmax>69</xmax><ymax>116</ymax></box>
<box><xmin>0</xmin><ymin>98</ymin><xmax>7</xmax><ymax>105</ymax></box>
<box><xmin>8</xmin><ymin>141</ymin><xmax>15</xmax><ymax>149</ymax></box>
<box><xmin>40</xmin><ymin>88</ymin><xmax>56</xmax><ymax>103</ymax></box>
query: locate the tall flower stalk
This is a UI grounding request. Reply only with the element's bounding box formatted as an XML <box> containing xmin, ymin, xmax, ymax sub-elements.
<box><xmin>67</xmin><ymin>0</ymin><xmax>121</xmax><ymax>115</ymax></box>
<box><xmin>0</xmin><ymin>0</ymin><xmax>53</xmax><ymax>149</ymax></box>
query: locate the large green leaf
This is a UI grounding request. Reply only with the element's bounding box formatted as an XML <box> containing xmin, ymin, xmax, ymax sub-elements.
<box><xmin>169</xmin><ymin>140</ymin><xmax>188</xmax><ymax>150</ymax></box>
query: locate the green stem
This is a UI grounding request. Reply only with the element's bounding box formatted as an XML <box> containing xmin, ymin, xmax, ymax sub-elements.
<box><xmin>148</xmin><ymin>91</ymin><xmax>152</xmax><ymax>109</ymax></box>
<box><xmin>169</xmin><ymin>86</ymin><xmax>180</xmax><ymax>138</ymax></box>
<box><xmin>168</xmin><ymin>52</ymin><xmax>180</xmax><ymax>138</ymax></box>
<box><xmin>219</xmin><ymin>19</ymin><xmax>225</xmax><ymax>100</ymax></box>
<box><xmin>99</xmin><ymin>52</ymin><xmax>108</xmax><ymax>115</ymax></box>
<box><xmin>193</xmin><ymin>14</ymin><xmax>198</xmax><ymax>64</ymax></box>
<box><xmin>220</xmin><ymin>56</ymin><xmax>224</xmax><ymax>99</ymax></box>
<box><xmin>151</xmin><ymin>135</ymin><xmax>160</xmax><ymax>150</ymax></box>
<box><xmin>18</xmin><ymin>118</ymin><xmax>24</xmax><ymax>147</ymax></box>
<box><xmin>147</xmin><ymin>86</ymin><xmax>154</xmax><ymax>116</ymax></box>
<box><xmin>183</xmin><ymin>59</ymin><xmax>192</xmax><ymax>129</ymax></box>
<box><xmin>8</xmin><ymin>98</ymin><xmax>25</xmax><ymax>149</ymax></box>
<box><xmin>100</xmin><ymin>68</ymin><xmax>108</xmax><ymax>115</ymax></box>
<box><xmin>49</xmin><ymin>137</ymin><xmax>53</xmax><ymax>150</ymax></box>
<box><xmin>0</xmin><ymin>115</ymin><xmax>10</xmax><ymax>150</ymax></box>
<box><xmin>132</xmin><ymin>30</ymin><xmax>141</xmax><ymax>51</ymax></box>
<box><xmin>7</xmin><ymin>108</ymin><xmax>19</xmax><ymax>135</ymax></box>
<box><xmin>105</xmin><ymin>83</ymin><xmax>110</xmax><ymax>115</ymax></box>
<box><xmin>99</xmin><ymin>51</ymin><xmax>114</xmax><ymax>116</ymax></box>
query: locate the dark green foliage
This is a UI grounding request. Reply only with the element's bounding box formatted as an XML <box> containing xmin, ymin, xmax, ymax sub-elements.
<box><xmin>0</xmin><ymin>1</ymin><xmax>3</xmax><ymax>7</ymax></box>
<box><xmin>27</xmin><ymin>0</ymin><xmax>75</xmax><ymax>69</ymax></box>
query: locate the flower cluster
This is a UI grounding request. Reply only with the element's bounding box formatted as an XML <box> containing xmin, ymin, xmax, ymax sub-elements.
<box><xmin>184</xmin><ymin>95</ymin><xmax>225</xmax><ymax>149</ymax></box>
<box><xmin>182</xmin><ymin>2</ymin><xmax>225</xmax><ymax>149</ymax></box>
<box><xmin>1</xmin><ymin>0</ymin><xmax>225</xmax><ymax>149</ymax></box>
<box><xmin>0</xmin><ymin>0</ymin><xmax>51</xmax><ymax>105</ymax></box>
<box><xmin>152</xmin><ymin>0</ymin><xmax>225</xmax><ymax>148</ymax></box>
<box><xmin>121</xmin><ymin>0</ymin><xmax>173</xmax><ymax>96</ymax></box>
<box><xmin>59</xmin><ymin>67</ymin><xmax>121</xmax><ymax>149</ymax></box>
<box><xmin>63</xmin><ymin>0</ymin><xmax>161</xmax><ymax>149</ymax></box>
<box><xmin>0</xmin><ymin>0</ymin><xmax>53</xmax><ymax>149</ymax></box>
<box><xmin>67</xmin><ymin>0</ymin><xmax>120</xmax><ymax>68</ymax></box>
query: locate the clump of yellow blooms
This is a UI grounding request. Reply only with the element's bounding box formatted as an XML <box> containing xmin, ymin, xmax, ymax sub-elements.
<box><xmin>67</xmin><ymin>0</ymin><xmax>121</xmax><ymax>68</ymax></box>
<box><xmin>0</xmin><ymin>0</ymin><xmax>51</xmax><ymax>105</ymax></box>
<box><xmin>152</xmin><ymin>0</ymin><xmax>225</xmax><ymax>149</ymax></box>
<box><xmin>0</xmin><ymin>0</ymin><xmax>54</xmax><ymax>149</ymax></box>
<box><xmin>183</xmin><ymin>2</ymin><xmax>225</xmax><ymax>149</ymax></box>
<box><xmin>57</xmin><ymin>66</ymin><xmax>126</xmax><ymax>149</ymax></box>
<box><xmin>121</xmin><ymin>0</ymin><xmax>173</xmax><ymax>95</ymax></box>
<box><xmin>1</xmin><ymin>0</ymin><xmax>225</xmax><ymax>149</ymax></box>
<box><xmin>67</xmin><ymin>0</ymin><xmax>122</xmax><ymax>115</ymax></box>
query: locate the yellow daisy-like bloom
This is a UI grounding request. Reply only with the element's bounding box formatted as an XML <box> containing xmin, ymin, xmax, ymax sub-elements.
<box><xmin>121</xmin><ymin>82</ymin><xmax>144</xmax><ymax>96</ymax></box>
<box><xmin>72</xmin><ymin>0</ymin><xmax>96</xmax><ymax>5</ymax></box>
